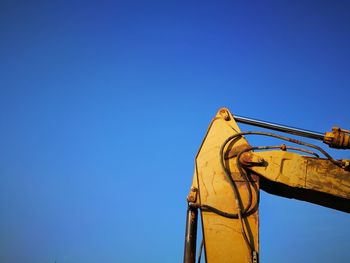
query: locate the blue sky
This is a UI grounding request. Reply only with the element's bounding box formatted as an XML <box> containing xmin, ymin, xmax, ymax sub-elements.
<box><xmin>1</xmin><ymin>1</ymin><xmax>349</xmax><ymax>262</ymax></box>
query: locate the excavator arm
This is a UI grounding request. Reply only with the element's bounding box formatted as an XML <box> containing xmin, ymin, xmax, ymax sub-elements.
<box><xmin>184</xmin><ymin>108</ymin><xmax>350</xmax><ymax>263</ymax></box>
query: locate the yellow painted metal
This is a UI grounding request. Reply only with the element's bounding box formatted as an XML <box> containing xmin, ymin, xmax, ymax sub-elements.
<box><xmin>187</xmin><ymin>108</ymin><xmax>350</xmax><ymax>262</ymax></box>
<box><xmin>250</xmin><ymin>150</ymin><xmax>350</xmax><ymax>201</ymax></box>
<box><xmin>324</xmin><ymin>127</ymin><xmax>350</xmax><ymax>149</ymax></box>
<box><xmin>188</xmin><ymin>108</ymin><xmax>259</xmax><ymax>263</ymax></box>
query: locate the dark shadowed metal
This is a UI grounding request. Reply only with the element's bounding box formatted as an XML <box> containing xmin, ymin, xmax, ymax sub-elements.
<box><xmin>234</xmin><ymin>115</ymin><xmax>324</xmax><ymax>141</ymax></box>
<box><xmin>183</xmin><ymin>205</ymin><xmax>198</xmax><ymax>263</ymax></box>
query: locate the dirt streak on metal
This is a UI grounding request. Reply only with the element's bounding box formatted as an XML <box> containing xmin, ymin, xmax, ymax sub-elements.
<box><xmin>226</xmin><ymin>143</ymin><xmax>251</xmax><ymax>159</ymax></box>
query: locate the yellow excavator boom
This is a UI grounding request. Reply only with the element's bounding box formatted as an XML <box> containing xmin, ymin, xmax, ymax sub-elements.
<box><xmin>184</xmin><ymin>108</ymin><xmax>350</xmax><ymax>263</ymax></box>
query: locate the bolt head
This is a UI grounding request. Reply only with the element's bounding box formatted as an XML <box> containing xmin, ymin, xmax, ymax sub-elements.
<box><xmin>220</xmin><ymin>109</ymin><xmax>230</xmax><ymax>121</ymax></box>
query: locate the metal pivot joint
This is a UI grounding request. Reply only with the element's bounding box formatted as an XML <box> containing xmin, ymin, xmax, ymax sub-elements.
<box><xmin>324</xmin><ymin>127</ymin><xmax>350</xmax><ymax>149</ymax></box>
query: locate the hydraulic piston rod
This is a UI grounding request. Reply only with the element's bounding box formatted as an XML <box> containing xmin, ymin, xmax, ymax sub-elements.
<box><xmin>234</xmin><ymin>115</ymin><xmax>324</xmax><ymax>141</ymax></box>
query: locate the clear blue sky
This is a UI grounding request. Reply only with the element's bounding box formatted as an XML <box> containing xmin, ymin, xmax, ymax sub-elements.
<box><xmin>1</xmin><ymin>1</ymin><xmax>349</xmax><ymax>262</ymax></box>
